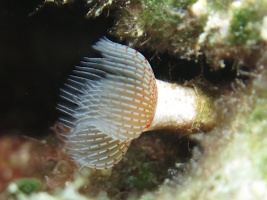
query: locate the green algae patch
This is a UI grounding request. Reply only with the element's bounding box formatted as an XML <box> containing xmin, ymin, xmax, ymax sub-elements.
<box><xmin>229</xmin><ymin>2</ymin><xmax>262</xmax><ymax>45</ymax></box>
<box><xmin>130</xmin><ymin>163</ymin><xmax>158</xmax><ymax>190</ymax></box>
<box><xmin>208</xmin><ymin>0</ymin><xmax>233</xmax><ymax>10</ymax></box>
<box><xmin>15</xmin><ymin>178</ymin><xmax>42</xmax><ymax>194</ymax></box>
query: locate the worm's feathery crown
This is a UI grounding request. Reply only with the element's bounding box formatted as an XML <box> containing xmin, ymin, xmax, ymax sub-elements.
<box><xmin>57</xmin><ymin>38</ymin><xmax>157</xmax><ymax>169</ymax></box>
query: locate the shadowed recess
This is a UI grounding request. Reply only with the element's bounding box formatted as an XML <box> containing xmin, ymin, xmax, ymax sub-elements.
<box><xmin>0</xmin><ymin>0</ymin><xmax>113</xmax><ymax>136</ymax></box>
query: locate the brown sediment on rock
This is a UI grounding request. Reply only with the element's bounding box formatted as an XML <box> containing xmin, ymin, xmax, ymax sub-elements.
<box><xmin>0</xmin><ymin>134</ymin><xmax>74</xmax><ymax>193</ymax></box>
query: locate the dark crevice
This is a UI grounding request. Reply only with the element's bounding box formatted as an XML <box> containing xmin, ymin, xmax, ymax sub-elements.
<box><xmin>0</xmin><ymin>1</ymin><xmax>114</xmax><ymax>136</ymax></box>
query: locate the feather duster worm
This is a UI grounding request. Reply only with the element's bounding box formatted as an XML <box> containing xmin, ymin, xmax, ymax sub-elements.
<box><xmin>57</xmin><ymin>38</ymin><xmax>215</xmax><ymax>170</ymax></box>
